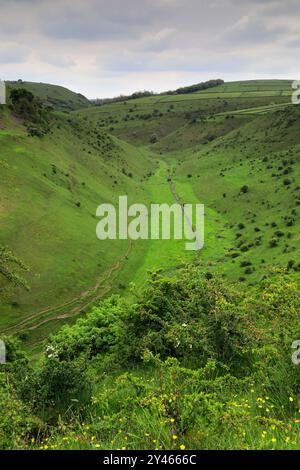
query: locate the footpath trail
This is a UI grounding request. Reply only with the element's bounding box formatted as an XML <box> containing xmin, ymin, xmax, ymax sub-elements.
<box><xmin>2</xmin><ymin>240</ymin><xmax>132</xmax><ymax>335</ymax></box>
<box><xmin>166</xmin><ymin>163</ymin><xmax>202</xmax><ymax>260</ymax></box>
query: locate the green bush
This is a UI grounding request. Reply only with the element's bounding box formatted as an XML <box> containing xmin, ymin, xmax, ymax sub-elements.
<box><xmin>18</xmin><ymin>356</ymin><xmax>92</xmax><ymax>423</ymax></box>
<box><xmin>0</xmin><ymin>374</ymin><xmax>41</xmax><ymax>449</ymax></box>
<box><xmin>121</xmin><ymin>267</ymin><xmax>254</xmax><ymax>369</ymax></box>
<box><xmin>2</xmin><ymin>267</ymin><xmax>300</xmax><ymax>449</ymax></box>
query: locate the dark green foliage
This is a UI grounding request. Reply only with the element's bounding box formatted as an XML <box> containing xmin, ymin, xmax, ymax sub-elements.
<box><xmin>19</xmin><ymin>357</ymin><xmax>92</xmax><ymax>422</ymax></box>
<box><xmin>2</xmin><ymin>267</ymin><xmax>300</xmax><ymax>449</ymax></box>
<box><xmin>240</xmin><ymin>185</ymin><xmax>249</xmax><ymax>194</ymax></box>
<box><xmin>0</xmin><ymin>373</ymin><xmax>41</xmax><ymax>449</ymax></box>
<box><xmin>269</xmin><ymin>238</ymin><xmax>279</xmax><ymax>248</ymax></box>
<box><xmin>10</xmin><ymin>88</ymin><xmax>50</xmax><ymax>136</ymax></box>
<box><xmin>173</xmin><ymin>79</ymin><xmax>224</xmax><ymax>95</ymax></box>
<box><xmin>0</xmin><ymin>335</ymin><xmax>28</xmax><ymax>366</ymax></box>
<box><xmin>121</xmin><ymin>267</ymin><xmax>252</xmax><ymax>369</ymax></box>
<box><xmin>49</xmin><ymin>267</ymin><xmax>254</xmax><ymax>371</ymax></box>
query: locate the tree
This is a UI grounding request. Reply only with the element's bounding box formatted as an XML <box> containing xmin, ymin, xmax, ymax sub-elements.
<box><xmin>10</xmin><ymin>88</ymin><xmax>34</xmax><ymax>105</ymax></box>
<box><xmin>10</xmin><ymin>88</ymin><xmax>35</xmax><ymax>119</ymax></box>
<box><xmin>9</xmin><ymin>88</ymin><xmax>50</xmax><ymax>136</ymax></box>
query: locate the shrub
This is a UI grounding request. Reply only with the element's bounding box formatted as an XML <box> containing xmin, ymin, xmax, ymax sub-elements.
<box><xmin>149</xmin><ymin>133</ymin><xmax>158</xmax><ymax>144</ymax></box>
<box><xmin>269</xmin><ymin>238</ymin><xmax>279</xmax><ymax>248</ymax></box>
<box><xmin>121</xmin><ymin>267</ymin><xmax>254</xmax><ymax>369</ymax></box>
<box><xmin>10</xmin><ymin>88</ymin><xmax>50</xmax><ymax>136</ymax></box>
<box><xmin>48</xmin><ymin>296</ymin><xmax>126</xmax><ymax>362</ymax></box>
<box><xmin>0</xmin><ymin>374</ymin><xmax>41</xmax><ymax>449</ymax></box>
<box><xmin>19</xmin><ymin>357</ymin><xmax>92</xmax><ymax>421</ymax></box>
<box><xmin>240</xmin><ymin>185</ymin><xmax>249</xmax><ymax>194</ymax></box>
<box><xmin>240</xmin><ymin>261</ymin><xmax>252</xmax><ymax>268</ymax></box>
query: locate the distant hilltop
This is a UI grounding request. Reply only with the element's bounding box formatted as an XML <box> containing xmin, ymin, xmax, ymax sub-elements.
<box><xmin>92</xmin><ymin>79</ymin><xmax>225</xmax><ymax>105</ymax></box>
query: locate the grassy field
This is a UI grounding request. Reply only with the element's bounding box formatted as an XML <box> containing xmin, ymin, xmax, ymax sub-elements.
<box><xmin>195</xmin><ymin>79</ymin><xmax>294</xmax><ymax>93</ymax></box>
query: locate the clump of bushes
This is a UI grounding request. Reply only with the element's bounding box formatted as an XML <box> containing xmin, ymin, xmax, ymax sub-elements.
<box><xmin>2</xmin><ymin>266</ymin><xmax>300</xmax><ymax>450</ymax></box>
<box><xmin>10</xmin><ymin>88</ymin><xmax>50</xmax><ymax>137</ymax></box>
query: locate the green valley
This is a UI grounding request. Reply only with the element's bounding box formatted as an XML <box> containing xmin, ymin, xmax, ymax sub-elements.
<box><xmin>1</xmin><ymin>78</ymin><xmax>300</xmax><ymax>451</ymax></box>
<box><xmin>1</xmin><ymin>79</ymin><xmax>300</xmax><ymax>349</ymax></box>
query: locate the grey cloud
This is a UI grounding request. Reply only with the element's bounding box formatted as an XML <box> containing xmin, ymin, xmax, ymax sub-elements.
<box><xmin>34</xmin><ymin>0</ymin><xmax>171</xmax><ymax>41</ymax></box>
<box><xmin>0</xmin><ymin>0</ymin><xmax>299</xmax><ymax>97</ymax></box>
<box><xmin>223</xmin><ymin>18</ymin><xmax>287</xmax><ymax>44</ymax></box>
<box><xmin>0</xmin><ymin>43</ymin><xmax>29</xmax><ymax>64</ymax></box>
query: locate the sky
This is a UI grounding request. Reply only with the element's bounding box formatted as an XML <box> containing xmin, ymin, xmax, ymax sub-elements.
<box><xmin>0</xmin><ymin>0</ymin><xmax>300</xmax><ymax>98</ymax></box>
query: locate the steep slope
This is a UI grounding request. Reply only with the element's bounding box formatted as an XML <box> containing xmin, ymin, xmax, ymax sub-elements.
<box><xmin>7</xmin><ymin>81</ymin><xmax>91</xmax><ymax>111</ymax></box>
<box><xmin>173</xmin><ymin>105</ymin><xmax>300</xmax><ymax>283</ymax></box>
<box><xmin>0</xmin><ymin>105</ymin><xmax>155</xmax><ymax>348</ymax></box>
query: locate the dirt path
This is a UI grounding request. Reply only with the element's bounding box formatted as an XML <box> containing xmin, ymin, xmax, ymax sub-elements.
<box><xmin>3</xmin><ymin>240</ymin><xmax>132</xmax><ymax>334</ymax></box>
<box><xmin>166</xmin><ymin>163</ymin><xmax>201</xmax><ymax>260</ymax></box>
<box><xmin>26</xmin><ymin>241</ymin><xmax>132</xmax><ymax>331</ymax></box>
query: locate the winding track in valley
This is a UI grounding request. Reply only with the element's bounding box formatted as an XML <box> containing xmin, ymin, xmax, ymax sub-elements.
<box><xmin>166</xmin><ymin>163</ymin><xmax>202</xmax><ymax>260</ymax></box>
<box><xmin>2</xmin><ymin>240</ymin><xmax>132</xmax><ymax>334</ymax></box>
<box><xmin>3</xmin><ymin>160</ymin><xmax>200</xmax><ymax>342</ymax></box>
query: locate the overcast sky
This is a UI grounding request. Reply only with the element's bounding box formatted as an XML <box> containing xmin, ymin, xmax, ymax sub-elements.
<box><xmin>0</xmin><ymin>0</ymin><xmax>299</xmax><ymax>98</ymax></box>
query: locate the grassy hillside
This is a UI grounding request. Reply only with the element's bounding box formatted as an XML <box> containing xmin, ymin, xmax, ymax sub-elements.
<box><xmin>76</xmin><ymin>79</ymin><xmax>299</xmax><ymax>286</ymax></box>
<box><xmin>0</xmin><ymin>105</ymin><xmax>156</xmax><ymax>350</ymax></box>
<box><xmin>0</xmin><ymin>99</ymin><xmax>197</xmax><ymax>352</ymax></box>
<box><xmin>80</xmin><ymin>80</ymin><xmax>291</xmax><ymax>147</ymax></box>
<box><xmin>0</xmin><ymin>79</ymin><xmax>298</xmax><ymax>346</ymax></box>
<box><xmin>196</xmin><ymin>79</ymin><xmax>294</xmax><ymax>94</ymax></box>
<box><xmin>7</xmin><ymin>81</ymin><xmax>91</xmax><ymax>111</ymax></box>
<box><xmin>172</xmin><ymin>105</ymin><xmax>300</xmax><ymax>283</ymax></box>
